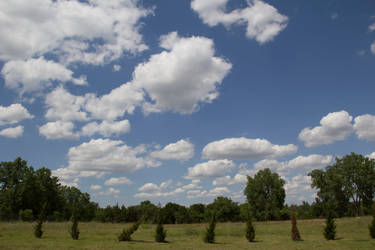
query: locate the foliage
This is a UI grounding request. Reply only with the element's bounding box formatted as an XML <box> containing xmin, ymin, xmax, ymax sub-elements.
<box><xmin>245</xmin><ymin>209</ymin><xmax>255</xmax><ymax>242</ymax></box>
<box><xmin>34</xmin><ymin>203</ymin><xmax>47</xmax><ymax>238</ymax></box>
<box><xmin>189</xmin><ymin>203</ymin><xmax>205</xmax><ymax>223</ymax></box>
<box><xmin>118</xmin><ymin>221</ymin><xmax>140</xmax><ymax>241</ymax></box>
<box><xmin>203</xmin><ymin>211</ymin><xmax>216</xmax><ymax>243</ymax></box>
<box><xmin>244</xmin><ymin>168</ymin><xmax>286</xmax><ymax>221</ymax></box>
<box><xmin>290</xmin><ymin>206</ymin><xmax>301</xmax><ymax>241</ymax></box>
<box><xmin>310</xmin><ymin>153</ymin><xmax>375</xmax><ymax>217</ymax></box>
<box><xmin>205</xmin><ymin>196</ymin><xmax>240</xmax><ymax>222</ymax></box>
<box><xmin>324</xmin><ymin>210</ymin><xmax>336</xmax><ymax>240</ymax></box>
<box><xmin>369</xmin><ymin>202</ymin><xmax>375</xmax><ymax>238</ymax></box>
<box><xmin>19</xmin><ymin>209</ymin><xmax>33</xmax><ymax>222</ymax></box>
<box><xmin>154</xmin><ymin>222</ymin><xmax>167</xmax><ymax>242</ymax></box>
<box><xmin>69</xmin><ymin>210</ymin><xmax>80</xmax><ymax>240</ymax></box>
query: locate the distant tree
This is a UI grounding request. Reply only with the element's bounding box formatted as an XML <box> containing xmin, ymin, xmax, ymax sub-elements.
<box><xmin>244</xmin><ymin>168</ymin><xmax>285</xmax><ymax>221</ymax></box>
<box><xmin>161</xmin><ymin>202</ymin><xmax>183</xmax><ymax>224</ymax></box>
<box><xmin>139</xmin><ymin>200</ymin><xmax>158</xmax><ymax>223</ymax></box>
<box><xmin>189</xmin><ymin>203</ymin><xmax>205</xmax><ymax>223</ymax></box>
<box><xmin>19</xmin><ymin>209</ymin><xmax>33</xmax><ymax>222</ymax></box>
<box><xmin>206</xmin><ymin>196</ymin><xmax>240</xmax><ymax>222</ymax></box>
<box><xmin>290</xmin><ymin>206</ymin><xmax>301</xmax><ymax>241</ymax></box>
<box><xmin>323</xmin><ymin>210</ymin><xmax>336</xmax><ymax>240</ymax></box>
<box><xmin>369</xmin><ymin>202</ymin><xmax>375</xmax><ymax>238</ymax></box>
<box><xmin>203</xmin><ymin>211</ymin><xmax>216</xmax><ymax>243</ymax></box>
<box><xmin>310</xmin><ymin>153</ymin><xmax>375</xmax><ymax>217</ymax></box>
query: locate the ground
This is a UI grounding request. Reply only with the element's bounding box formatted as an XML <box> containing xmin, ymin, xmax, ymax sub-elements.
<box><xmin>0</xmin><ymin>217</ymin><xmax>374</xmax><ymax>249</ymax></box>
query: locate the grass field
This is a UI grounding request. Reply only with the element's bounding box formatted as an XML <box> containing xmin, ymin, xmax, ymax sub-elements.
<box><xmin>1</xmin><ymin>216</ymin><xmax>374</xmax><ymax>249</ymax></box>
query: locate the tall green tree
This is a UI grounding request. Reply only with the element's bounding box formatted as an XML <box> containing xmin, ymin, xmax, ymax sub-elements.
<box><xmin>310</xmin><ymin>153</ymin><xmax>375</xmax><ymax>217</ymax></box>
<box><xmin>244</xmin><ymin>168</ymin><xmax>286</xmax><ymax>221</ymax></box>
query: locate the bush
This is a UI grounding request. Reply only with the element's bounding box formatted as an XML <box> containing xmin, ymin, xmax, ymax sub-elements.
<box><xmin>34</xmin><ymin>203</ymin><xmax>47</xmax><ymax>238</ymax></box>
<box><xmin>290</xmin><ymin>206</ymin><xmax>301</xmax><ymax>241</ymax></box>
<box><xmin>118</xmin><ymin>221</ymin><xmax>140</xmax><ymax>241</ymax></box>
<box><xmin>19</xmin><ymin>209</ymin><xmax>33</xmax><ymax>222</ymax></box>
<box><xmin>154</xmin><ymin>222</ymin><xmax>167</xmax><ymax>242</ymax></box>
<box><xmin>69</xmin><ymin>214</ymin><xmax>80</xmax><ymax>240</ymax></box>
<box><xmin>203</xmin><ymin>211</ymin><xmax>216</xmax><ymax>243</ymax></box>
<box><xmin>323</xmin><ymin>210</ymin><xmax>336</xmax><ymax>240</ymax></box>
<box><xmin>369</xmin><ymin>202</ymin><xmax>375</xmax><ymax>239</ymax></box>
<box><xmin>245</xmin><ymin>213</ymin><xmax>255</xmax><ymax>242</ymax></box>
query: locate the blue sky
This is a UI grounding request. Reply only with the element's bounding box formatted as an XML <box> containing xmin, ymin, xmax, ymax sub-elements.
<box><xmin>1</xmin><ymin>0</ymin><xmax>375</xmax><ymax>207</ymax></box>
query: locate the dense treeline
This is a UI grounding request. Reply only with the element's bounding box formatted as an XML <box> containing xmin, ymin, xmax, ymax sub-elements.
<box><xmin>1</xmin><ymin>153</ymin><xmax>374</xmax><ymax>223</ymax></box>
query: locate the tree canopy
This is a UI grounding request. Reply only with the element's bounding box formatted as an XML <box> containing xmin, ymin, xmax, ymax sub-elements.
<box><xmin>244</xmin><ymin>168</ymin><xmax>286</xmax><ymax>221</ymax></box>
<box><xmin>309</xmin><ymin>153</ymin><xmax>375</xmax><ymax>216</ymax></box>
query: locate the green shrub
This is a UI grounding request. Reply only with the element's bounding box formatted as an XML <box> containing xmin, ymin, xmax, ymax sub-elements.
<box><xmin>245</xmin><ymin>213</ymin><xmax>255</xmax><ymax>242</ymax></box>
<box><xmin>154</xmin><ymin>222</ymin><xmax>167</xmax><ymax>242</ymax></box>
<box><xmin>291</xmin><ymin>206</ymin><xmax>301</xmax><ymax>241</ymax></box>
<box><xmin>69</xmin><ymin>214</ymin><xmax>80</xmax><ymax>240</ymax></box>
<box><xmin>118</xmin><ymin>221</ymin><xmax>140</xmax><ymax>241</ymax></box>
<box><xmin>369</xmin><ymin>202</ymin><xmax>375</xmax><ymax>239</ymax></box>
<box><xmin>19</xmin><ymin>209</ymin><xmax>33</xmax><ymax>222</ymax></box>
<box><xmin>34</xmin><ymin>203</ymin><xmax>47</xmax><ymax>238</ymax></box>
<box><xmin>203</xmin><ymin>211</ymin><xmax>216</xmax><ymax>243</ymax></box>
<box><xmin>323</xmin><ymin>210</ymin><xmax>336</xmax><ymax>240</ymax></box>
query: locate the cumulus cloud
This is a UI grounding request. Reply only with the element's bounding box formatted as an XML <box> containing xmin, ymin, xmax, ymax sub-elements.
<box><xmin>202</xmin><ymin>137</ymin><xmax>297</xmax><ymax>160</ymax></box>
<box><xmin>191</xmin><ymin>0</ymin><xmax>288</xmax><ymax>44</ymax></box>
<box><xmin>96</xmin><ymin>187</ymin><xmax>120</xmax><ymax>196</ymax></box>
<box><xmin>0</xmin><ymin>126</ymin><xmax>24</xmax><ymax>138</ymax></box>
<box><xmin>81</xmin><ymin>120</ymin><xmax>131</xmax><ymax>137</ymax></box>
<box><xmin>90</xmin><ymin>185</ymin><xmax>102</xmax><ymax>191</ymax></box>
<box><xmin>186</xmin><ymin>159</ymin><xmax>235</xmax><ymax>179</ymax></box>
<box><xmin>113</xmin><ymin>64</ymin><xmax>121</xmax><ymax>72</ymax></box>
<box><xmin>39</xmin><ymin>121</ymin><xmax>78</xmax><ymax>139</ymax></box>
<box><xmin>212</xmin><ymin>175</ymin><xmax>236</xmax><ymax>186</ymax></box>
<box><xmin>253</xmin><ymin>154</ymin><xmax>333</xmax><ymax>177</ymax></box>
<box><xmin>104</xmin><ymin>176</ymin><xmax>133</xmax><ymax>186</ymax></box>
<box><xmin>186</xmin><ymin>187</ymin><xmax>231</xmax><ymax>199</ymax></box>
<box><xmin>1</xmin><ymin>57</ymin><xmax>86</xmax><ymax>94</ymax></box>
<box><xmin>284</xmin><ymin>175</ymin><xmax>315</xmax><ymax>203</ymax></box>
<box><xmin>0</xmin><ymin>103</ymin><xmax>33</xmax><ymax>126</ymax></box>
<box><xmin>63</xmin><ymin>139</ymin><xmax>160</xmax><ymax>174</ymax></box>
<box><xmin>354</xmin><ymin>114</ymin><xmax>375</xmax><ymax>141</ymax></box>
<box><xmin>150</xmin><ymin>139</ymin><xmax>194</xmax><ymax>161</ymax></box>
<box><xmin>45</xmin><ymin>86</ymin><xmax>89</xmax><ymax>122</ymax></box>
<box><xmin>134</xmin><ymin>32</ymin><xmax>232</xmax><ymax>114</ymax></box>
<box><xmin>0</xmin><ymin>0</ymin><xmax>151</xmax><ymax>63</ymax></box>
<box><xmin>367</xmin><ymin>152</ymin><xmax>375</xmax><ymax>159</ymax></box>
<box><xmin>371</xmin><ymin>41</ymin><xmax>375</xmax><ymax>54</ymax></box>
<box><xmin>298</xmin><ymin>111</ymin><xmax>354</xmax><ymax>147</ymax></box>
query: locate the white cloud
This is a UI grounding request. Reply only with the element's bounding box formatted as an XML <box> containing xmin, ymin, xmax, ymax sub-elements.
<box><xmin>369</xmin><ymin>22</ymin><xmax>375</xmax><ymax>32</ymax></box>
<box><xmin>212</xmin><ymin>175</ymin><xmax>236</xmax><ymax>186</ymax></box>
<box><xmin>0</xmin><ymin>0</ymin><xmax>151</xmax><ymax>63</ymax></box>
<box><xmin>150</xmin><ymin>139</ymin><xmax>194</xmax><ymax>161</ymax></box>
<box><xmin>84</xmin><ymin>82</ymin><xmax>144</xmax><ymax>121</ymax></box>
<box><xmin>113</xmin><ymin>64</ymin><xmax>121</xmax><ymax>72</ymax></box>
<box><xmin>285</xmin><ymin>175</ymin><xmax>314</xmax><ymax>203</ymax></box>
<box><xmin>45</xmin><ymin>86</ymin><xmax>89</xmax><ymax>122</ymax></box>
<box><xmin>331</xmin><ymin>13</ymin><xmax>338</xmax><ymax>20</ymax></box>
<box><xmin>138</xmin><ymin>183</ymin><xmax>160</xmax><ymax>192</ymax></box>
<box><xmin>354</xmin><ymin>114</ymin><xmax>375</xmax><ymax>141</ymax></box>
<box><xmin>367</xmin><ymin>152</ymin><xmax>375</xmax><ymax>159</ymax></box>
<box><xmin>133</xmin><ymin>32</ymin><xmax>232</xmax><ymax>114</ymax></box>
<box><xmin>104</xmin><ymin>177</ymin><xmax>133</xmax><ymax>186</ymax></box>
<box><xmin>191</xmin><ymin>0</ymin><xmax>288</xmax><ymax>44</ymax></box>
<box><xmin>81</xmin><ymin>120</ymin><xmax>131</xmax><ymax>137</ymax></box>
<box><xmin>39</xmin><ymin>121</ymin><xmax>78</xmax><ymax>139</ymax></box>
<box><xmin>186</xmin><ymin>186</ymin><xmax>231</xmax><ymax>199</ymax></box>
<box><xmin>186</xmin><ymin>159</ymin><xmax>235</xmax><ymax>179</ymax></box>
<box><xmin>371</xmin><ymin>41</ymin><xmax>375</xmax><ymax>54</ymax></box>
<box><xmin>0</xmin><ymin>125</ymin><xmax>24</xmax><ymax>138</ymax></box>
<box><xmin>202</xmin><ymin>137</ymin><xmax>297</xmax><ymax>160</ymax></box>
<box><xmin>287</xmin><ymin>154</ymin><xmax>333</xmax><ymax>171</ymax></box>
<box><xmin>64</xmin><ymin>138</ymin><xmax>160</xmax><ymax>173</ymax></box>
<box><xmin>90</xmin><ymin>185</ymin><xmax>102</xmax><ymax>191</ymax></box>
<box><xmin>0</xmin><ymin>103</ymin><xmax>33</xmax><ymax>126</ymax></box>
<box><xmin>1</xmin><ymin>57</ymin><xmax>86</xmax><ymax>94</ymax></box>
<box><xmin>253</xmin><ymin>154</ymin><xmax>333</xmax><ymax>177</ymax></box>
<box><xmin>298</xmin><ymin>111</ymin><xmax>354</xmax><ymax>147</ymax></box>
<box><xmin>96</xmin><ymin>187</ymin><xmax>120</xmax><ymax>196</ymax></box>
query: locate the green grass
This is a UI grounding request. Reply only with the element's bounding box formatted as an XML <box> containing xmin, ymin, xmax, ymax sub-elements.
<box><xmin>0</xmin><ymin>217</ymin><xmax>374</xmax><ymax>249</ymax></box>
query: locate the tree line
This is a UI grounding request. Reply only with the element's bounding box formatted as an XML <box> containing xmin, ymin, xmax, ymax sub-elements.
<box><xmin>1</xmin><ymin>153</ymin><xmax>375</xmax><ymax>223</ymax></box>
